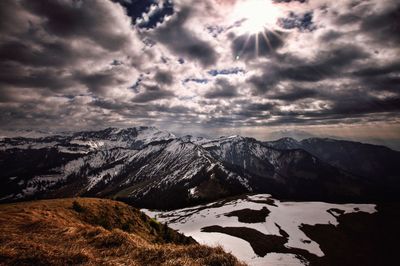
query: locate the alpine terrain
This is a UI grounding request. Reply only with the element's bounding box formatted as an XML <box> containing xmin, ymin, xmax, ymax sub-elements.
<box><xmin>1</xmin><ymin>127</ymin><xmax>399</xmax><ymax>209</ymax></box>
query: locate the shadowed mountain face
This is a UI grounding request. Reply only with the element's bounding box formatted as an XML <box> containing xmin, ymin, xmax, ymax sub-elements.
<box><xmin>201</xmin><ymin>136</ymin><xmax>364</xmax><ymax>202</ymax></box>
<box><xmin>0</xmin><ymin>127</ymin><xmax>399</xmax><ymax>209</ymax></box>
<box><xmin>264</xmin><ymin>137</ymin><xmax>400</xmax><ymax>199</ymax></box>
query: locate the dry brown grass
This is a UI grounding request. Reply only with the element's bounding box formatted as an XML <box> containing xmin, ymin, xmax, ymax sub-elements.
<box><xmin>0</xmin><ymin>198</ymin><xmax>246</xmax><ymax>266</ymax></box>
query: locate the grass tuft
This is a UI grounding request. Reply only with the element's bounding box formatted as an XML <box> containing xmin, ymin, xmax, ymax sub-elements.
<box><xmin>72</xmin><ymin>200</ymin><xmax>85</xmax><ymax>213</ymax></box>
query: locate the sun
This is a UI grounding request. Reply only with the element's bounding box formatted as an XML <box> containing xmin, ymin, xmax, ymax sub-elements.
<box><xmin>232</xmin><ymin>0</ymin><xmax>281</xmax><ymax>34</ymax></box>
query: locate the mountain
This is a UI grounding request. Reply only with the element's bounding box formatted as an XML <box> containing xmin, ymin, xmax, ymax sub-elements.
<box><xmin>265</xmin><ymin>129</ymin><xmax>316</xmax><ymax>141</ymax></box>
<box><xmin>264</xmin><ymin>137</ymin><xmax>400</xmax><ymax>199</ymax></box>
<box><xmin>199</xmin><ymin>136</ymin><xmax>365</xmax><ymax>202</ymax></box>
<box><xmin>0</xmin><ymin>126</ymin><xmax>175</xmax><ymax>152</ymax></box>
<box><xmin>0</xmin><ymin>197</ymin><xmax>244</xmax><ymax>265</ymax></box>
<box><xmin>0</xmin><ymin>128</ymin><xmax>249</xmax><ymax>209</ymax></box>
<box><xmin>62</xmin><ymin>138</ymin><xmax>249</xmax><ymax>209</ymax></box>
<box><xmin>0</xmin><ymin>127</ymin><xmax>398</xmax><ymax>209</ymax></box>
<box><xmin>264</xmin><ymin>137</ymin><xmax>304</xmax><ymax>150</ymax></box>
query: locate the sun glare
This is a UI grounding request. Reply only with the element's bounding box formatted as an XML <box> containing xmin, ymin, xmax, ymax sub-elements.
<box><xmin>232</xmin><ymin>0</ymin><xmax>281</xmax><ymax>34</ymax></box>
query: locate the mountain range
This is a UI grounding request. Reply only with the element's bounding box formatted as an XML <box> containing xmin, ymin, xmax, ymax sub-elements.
<box><xmin>1</xmin><ymin>127</ymin><xmax>399</xmax><ymax>209</ymax></box>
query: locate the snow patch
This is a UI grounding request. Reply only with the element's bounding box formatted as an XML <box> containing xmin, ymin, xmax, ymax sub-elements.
<box><xmin>143</xmin><ymin>194</ymin><xmax>376</xmax><ymax>266</ymax></box>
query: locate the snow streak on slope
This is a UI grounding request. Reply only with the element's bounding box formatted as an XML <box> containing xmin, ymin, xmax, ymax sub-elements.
<box><xmin>115</xmin><ymin>139</ymin><xmax>250</xmax><ymax>202</ymax></box>
<box><xmin>200</xmin><ymin>136</ymin><xmax>281</xmax><ymax>169</ymax></box>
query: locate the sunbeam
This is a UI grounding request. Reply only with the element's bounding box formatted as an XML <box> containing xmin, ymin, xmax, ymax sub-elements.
<box><xmin>230</xmin><ymin>0</ymin><xmax>284</xmax><ymax>59</ymax></box>
<box><xmin>232</xmin><ymin>0</ymin><xmax>282</xmax><ymax>34</ymax></box>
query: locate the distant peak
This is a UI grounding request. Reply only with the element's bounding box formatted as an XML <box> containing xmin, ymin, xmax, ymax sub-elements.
<box><xmin>218</xmin><ymin>135</ymin><xmax>244</xmax><ymax>141</ymax></box>
<box><xmin>279</xmin><ymin>137</ymin><xmax>298</xmax><ymax>142</ymax></box>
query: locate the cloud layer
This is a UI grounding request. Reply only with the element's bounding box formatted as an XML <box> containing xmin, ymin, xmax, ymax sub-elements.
<box><xmin>0</xmin><ymin>0</ymin><xmax>399</xmax><ymax>139</ymax></box>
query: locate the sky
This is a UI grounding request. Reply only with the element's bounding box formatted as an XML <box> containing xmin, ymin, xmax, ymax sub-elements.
<box><xmin>0</xmin><ymin>0</ymin><xmax>399</xmax><ymax>145</ymax></box>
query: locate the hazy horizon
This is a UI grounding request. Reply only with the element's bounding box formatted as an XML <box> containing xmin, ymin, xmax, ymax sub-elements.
<box><xmin>1</xmin><ymin>124</ymin><xmax>400</xmax><ymax>151</ymax></box>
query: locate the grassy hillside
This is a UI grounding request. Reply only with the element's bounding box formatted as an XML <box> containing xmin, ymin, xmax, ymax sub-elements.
<box><xmin>0</xmin><ymin>198</ymin><xmax>245</xmax><ymax>266</ymax></box>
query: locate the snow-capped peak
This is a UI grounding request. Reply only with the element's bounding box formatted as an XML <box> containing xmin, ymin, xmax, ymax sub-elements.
<box><xmin>71</xmin><ymin>126</ymin><xmax>176</xmax><ymax>149</ymax></box>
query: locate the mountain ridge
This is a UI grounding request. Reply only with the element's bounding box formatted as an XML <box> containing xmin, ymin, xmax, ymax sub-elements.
<box><xmin>1</xmin><ymin>127</ymin><xmax>399</xmax><ymax>209</ymax></box>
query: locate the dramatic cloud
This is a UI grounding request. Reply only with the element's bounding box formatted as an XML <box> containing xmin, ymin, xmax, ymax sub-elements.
<box><xmin>0</xmin><ymin>0</ymin><xmax>399</xmax><ymax>144</ymax></box>
<box><xmin>204</xmin><ymin>78</ymin><xmax>239</xmax><ymax>98</ymax></box>
<box><xmin>146</xmin><ymin>6</ymin><xmax>218</xmax><ymax>67</ymax></box>
<box><xmin>132</xmin><ymin>85</ymin><xmax>174</xmax><ymax>102</ymax></box>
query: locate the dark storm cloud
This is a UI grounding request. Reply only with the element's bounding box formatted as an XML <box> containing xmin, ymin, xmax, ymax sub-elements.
<box><xmin>352</xmin><ymin>62</ymin><xmax>400</xmax><ymax>77</ymax></box>
<box><xmin>349</xmin><ymin>61</ymin><xmax>400</xmax><ymax>93</ymax></box>
<box><xmin>247</xmin><ymin>71</ymin><xmax>279</xmax><ymax>95</ymax></box>
<box><xmin>23</xmin><ymin>0</ymin><xmax>133</xmax><ymax>51</ymax></box>
<box><xmin>0</xmin><ymin>39</ymin><xmax>85</xmax><ymax>68</ymax></box>
<box><xmin>131</xmin><ymin>85</ymin><xmax>174</xmax><ymax>102</ymax></box>
<box><xmin>271</xmin><ymin>87</ymin><xmax>317</xmax><ymax>101</ymax></box>
<box><xmin>240</xmin><ymin>0</ymin><xmax>400</xmax><ymax>129</ymax></box>
<box><xmin>232</xmin><ymin>30</ymin><xmax>285</xmax><ymax>60</ymax></box>
<box><xmin>0</xmin><ymin>95</ymin><xmax>83</xmax><ymax>129</ymax></box>
<box><xmin>0</xmin><ymin>0</ymin><xmax>148</xmax><ymax>131</ymax></box>
<box><xmin>246</xmin><ymin>1</ymin><xmax>400</xmax><ymax>126</ymax></box>
<box><xmin>149</xmin><ymin>7</ymin><xmax>217</xmax><ymax>67</ymax></box>
<box><xmin>76</xmin><ymin>71</ymin><xmax>127</xmax><ymax>95</ymax></box>
<box><xmin>248</xmin><ymin>44</ymin><xmax>369</xmax><ymax>95</ymax></box>
<box><xmin>0</xmin><ymin>89</ymin><xmax>16</xmax><ymax>103</ymax></box>
<box><xmin>194</xmin><ymin>98</ymin><xmax>276</xmax><ymax>126</ymax></box>
<box><xmin>328</xmin><ymin>1</ymin><xmax>400</xmax><ymax>45</ymax></box>
<box><xmin>91</xmin><ymin>97</ymin><xmax>196</xmax><ymax>125</ymax></box>
<box><xmin>262</xmin><ymin>89</ymin><xmax>400</xmax><ymax>126</ymax></box>
<box><xmin>204</xmin><ymin>78</ymin><xmax>239</xmax><ymax>99</ymax></box>
<box><xmin>245</xmin><ymin>102</ymin><xmax>275</xmax><ymax>111</ymax></box>
<box><xmin>360</xmin><ymin>4</ymin><xmax>400</xmax><ymax>46</ymax></box>
<box><xmin>0</xmin><ymin>0</ymin><xmax>399</xmax><ymax>133</ymax></box>
<box><xmin>280</xmin><ymin>45</ymin><xmax>368</xmax><ymax>81</ymax></box>
<box><xmin>0</xmin><ymin>0</ymin><xmax>142</xmax><ymax>102</ymax></box>
<box><xmin>334</xmin><ymin>13</ymin><xmax>361</xmax><ymax>25</ymax></box>
<box><xmin>319</xmin><ymin>30</ymin><xmax>343</xmax><ymax>42</ymax></box>
<box><xmin>359</xmin><ymin>76</ymin><xmax>400</xmax><ymax>93</ymax></box>
<box><xmin>0</xmin><ymin>62</ymin><xmax>76</xmax><ymax>91</ymax></box>
<box><xmin>152</xmin><ymin>104</ymin><xmax>192</xmax><ymax>114</ymax></box>
<box><xmin>328</xmin><ymin>96</ymin><xmax>400</xmax><ymax>116</ymax></box>
<box><xmin>225</xmin><ymin>101</ymin><xmax>275</xmax><ymax>122</ymax></box>
<box><xmin>92</xmin><ymin>98</ymin><xmax>129</xmax><ymax>111</ymax></box>
<box><xmin>0</xmin><ymin>0</ymin><xmax>31</xmax><ymax>35</ymax></box>
<box><xmin>154</xmin><ymin>71</ymin><xmax>174</xmax><ymax>85</ymax></box>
